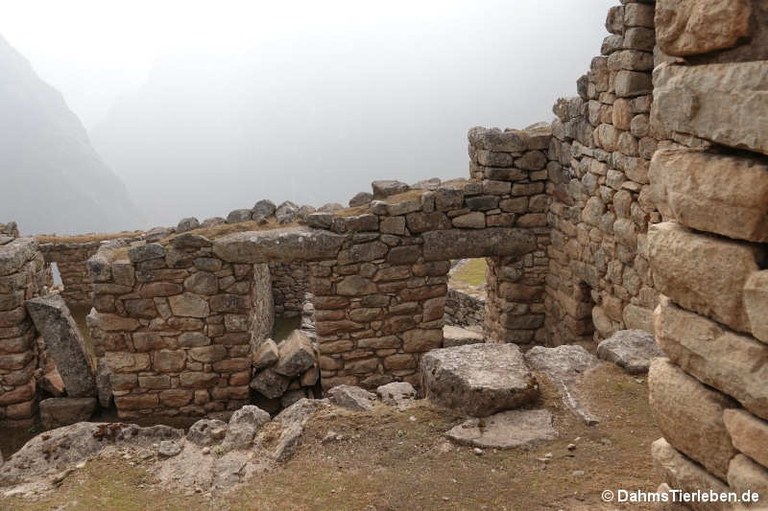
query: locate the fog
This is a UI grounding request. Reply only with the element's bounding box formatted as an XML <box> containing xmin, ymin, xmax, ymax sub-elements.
<box><xmin>0</xmin><ymin>0</ymin><xmax>615</xmax><ymax>230</ymax></box>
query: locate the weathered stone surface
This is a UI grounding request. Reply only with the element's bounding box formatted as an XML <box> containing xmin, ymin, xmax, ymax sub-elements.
<box><xmin>268</xmin><ymin>398</ymin><xmax>328</xmax><ymax>462</ymax></box>
<box><xmin>728</xmin><ymin>454</ymin><xmax>768</xmax><ymax>503</ymax></box>
<box><xmin>422</xmin><ymin>228</ymin><xmax>536</xmax><ymax>261</ymax></box>
<box><xmin>0</xmin><ymin>238</ymin><xmax>37</xmax><ymax>276</ymax></box>
<box><xmin>176</xmin><ymin>217</ymin><xmax>200</xmax><ymax>233</ymax></box>
<box><xmin>650</xmin><ymin>149</ymin><xmax>768</xmax><ymax>243</ymax></box>
<box><xmin>168</xmin><ymin>293</ymin><xmax>209</xmax><ymax>318</ymax></box>
<box><xmin>376</xmin><ymin>382</ymin><xmax>417</xmax><ymax>409</ymax></box>
<box><xmin>251</xmin><ymin>199</ymin><xmax>277</xmax><ymax>220</ymax></box>
<box><xmin>128</xmin><ymin>243</ymin><xmax>165</xmax><ymax>263</ymax></box>
<box><xmin>524</xmin><ymin>345</ymin><xmax>600</xmax><ymax>425</ymax></box>
<box><xmin>655</xmin><ymin>0</ymin><xmax>752</xmax><ymax>57</ymax></box>
<box><xmin>724</xmin><ymin>409</ymin><xmax>768</xmax><ymax>469</ymax></box>
<box><xmin>227</xmin><ymin>209</ymin><xmax>252</xmax><ymax>224</ymax></box>
<box><xmin>445</xmin><ymin>409</ymin><xmax>556</xmax><ymax>449</ymax></box>
<box><xmin>745</xmin><ymin>271</ymin><xmax>768</xmax><ymax>344</ymax></box>
<box><xmin>652</xmin><ymin>438</ymin><xmax>730</xmax><ymax>511</ymax></box>
<box><xmin>648</xmin><ymin>358</ymin><xmax>737</xmax><ymax>480</ymax></box>
<box><xmin>26</xmin><ymin>294</ymin><xmax>97</xmax><ymax>397</ymax></box>
<box><xmin>253</xmin><ymin>339</ymin><xmax>279</xmax><ymax>369</ymax></box>
<box><xmin>275</xmin><ymin>201</ymin><xmax>299</xmax><ymax>224</ymax></box>
<box><xmin>648</xmin><ymin>222</ymin><xmax>762</xmax><ymax>333</ymax></box>
<box><xmin>222</xmin><ymin>405</ymin><xmax>271</xmax><ymax>450</ymax></box>
<box><xmin>653</xmin><ymin>62</ymin><xmax>768</xmax><ymax>155</ymax></box>
<box><xmin>213</xmin><ymin>227</ymin><xmax>344</xmax><ymax>263</ymax></box>
<box><xmin>348</xmin><ymin>192</ymin><xmax>373</xmax><ymax>207</ymax></box>
<box><xmin>372</xmin><ymin>180</ymin><xmax>410</xmax><ymax>199</ymax></box>
<box><xmin>655</xmin><ymin>296</ymin><xmax>768</xmax><ymax>421</ymax></box>
<box><xmin>39</xmin><ymin>397</ymin><xmax>97</xmax><ymax>430</ymax></box>
<box><xmin>597</xmin><ymin>329</ymin><xmax>663</xmax><ymax>374</ymax></box>
<box><xmin>250</xmin><ymin>368</ymin><xmax>290</xmax><ymax>399</ymax></box>
<box><xmin>442</xmin><ymin>325</ymin><xmax>484</xmax><ymax>348</ymax></box>
<box><xmin>273</xmin><ymin>330</ymin><xmax>315</xmax><ymax>377</ymax></box>
<box><xmin>186</xmin><ymin>419</ymin><xmax>227</xmax><ymax>446</ymax></box>
<box><xmin>327</xmin><ymin>384</ymin><xmax>376</xmax><ymax>411</ymax></box>
<box><xmin>468</xmin><ymin>126</ymin><xmax>531</xmax><ymax>153</ymax></box>
<box><xmin>421</xmin><ymin>344</ymin><xmax>538</xmax><ymax>417</ymax></box>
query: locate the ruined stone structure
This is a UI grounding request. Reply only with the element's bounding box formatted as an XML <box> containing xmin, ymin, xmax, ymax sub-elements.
<box><xmin>0</xmin><ymin>2</ymin><xmax>767</xmax><ymax>504</ymax></box>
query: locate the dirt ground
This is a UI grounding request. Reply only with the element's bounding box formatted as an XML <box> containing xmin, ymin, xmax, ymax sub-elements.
<box><xmin>2</xmin><ymin>363</ymin><xmax>662</xmax><ymax>511</ymax></box>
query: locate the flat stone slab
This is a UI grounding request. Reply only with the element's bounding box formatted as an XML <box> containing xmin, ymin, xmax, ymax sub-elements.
<box><xmin>442</xmin><ymin>325</ymin><xmax>484</xmax><ymax>348</ymax></box>
<box><xmin>212</xmin><ymin>226</ymin><xmax>345</xmax><ymax>263</ymax></box>
<box><xmin>39</xmin><ymin>397</ymin><xmax>97</xmax><ymax>430</ymax></box>
<box><xmin>445</xmin><ymin>409</ymin><xmax>556</xmax><ymax>449</ymax></box>
<box><xmin>26</xmin><ymin>294</ymin><xmax>97</xmax><ymax>397</ymax></box>
<box><xmin>422</xmin><ymin>228</ymin><xmax>536</xmax><ymax>261</ymax></box>
<box><xmin>327</xmin><ymin>385</ymin><xmax>376</xmax><ymax>412</ymax></box>
<box><xmin>420</xmin><ymin>343</ymin><xmax>538</xmax><ymax>417</ymax></box>
<box><xmin>597</xmin><ymin>329</ymin><xmax>663</xmax><ymax>374</ymax></box>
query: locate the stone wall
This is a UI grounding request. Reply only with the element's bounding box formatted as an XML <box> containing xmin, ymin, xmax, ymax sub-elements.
<box><xmin>268</xmin><ymin>261</ymin><xmax>309</xmax><ymax>317</ymax></box>
<box><xmin>444</xmin><ymin>287</ymin><xmax>485</xmax><ymax>330</ymax></box>
<box><xmin>0</xmin><ymin>234</ymin><xmax>49</xmax><ymax>426</ymax></box>
<box><xmin>644</xmin><ymin>0</ymin><xmax>768</xmax><ymax>505</ymax></box>
<box><xmin>86</xmin><ymin>235</ymin><xmax>274</xmax><ymax>419</ymax></box>
<box><xmin>544</xmin><ymin>0</ymin><xmax>659</xmax><ymax>348</ymax></box>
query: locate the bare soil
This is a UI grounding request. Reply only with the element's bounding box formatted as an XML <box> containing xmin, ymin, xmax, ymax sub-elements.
<box><xmin>2</xmin><ymin>363</ymin><xmax>661</xmax><ymax>511</ymax></box>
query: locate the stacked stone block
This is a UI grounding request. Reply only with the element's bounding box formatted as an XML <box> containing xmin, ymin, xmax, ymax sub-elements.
<box><xmin>647</xmin><ymin>0</ymin><xmax>768</xmax><ymax>506</ymax></box>
<box><xmin>268</xmin><ymin>261</ymin><xmax>309</xmax><ymax>318</ymax></box>
<box><xmin>86</xmin><ymin>234</ymin><xmax>274</xmax><ymax>419</ymax></box>
<box><xmin>0</xmin><ymin>233</ymin><xmax>49</xmax><ymax>426</ymax></box>
<box><xmin>444</xmin><ymin>287</ymin><xmax>485</xmax><ymax>330</ymax></box>
<box><xmin>544</xmin><ymin>0</ymin><xmax>660</xmax><ymax>348</ymax></box>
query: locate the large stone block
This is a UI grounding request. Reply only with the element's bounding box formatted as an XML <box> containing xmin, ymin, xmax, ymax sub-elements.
<box><xmin>649</xmin><ymin>149</ymin><xmax>768</xmax><ymax>243</ymax></box>
<box><xmin>651</xmin><ymin>438</ymin><xmax>730</xmax><ymax>511</ymax></box>
<box><xmin>655</xmin><ymin>0</ymin><xmax>752</xmax><ymax>56</ymax></box>
<box><xmin>745</xmin><ymin>271</ymin><xmax>768</xmax><ymax>344</ymax></box>
<box><xmin>648</xmin><ymin>222</ymin><xmax>762</xmax><ymax>333</ymax></box>
<box><xmin>420</xmin><ymin>343</ymin><xmax>538</xmax><ymax>417</ymax></box>
<box><xmin>728</xmin><ymin>455</ymin><xmax>768</xmax><ymax>506</ymax></box>
<box><xmin>653</xmin><ymin>62</ymin><xmax>768</xmax><ymax>155</ymax></box>
<box><xmin>654</xmin><ymin>296</ymin><xmax>768</xmax><ymax>421</ymax></box>
<box><xmin>0</xmin><ymin>238</ymin><xmax>38</xmax><ymax>277</ymax></box>
<box><xmin>39</xmin><ymin>397</ymin><xmax>97</xmax><ymax>430</ymax></box>
<box><xmin>422</xmin><ymin>228</ymin><xmax>536</xmax><ymax>261</ymax></box>
<box><xmin>26</xmin><ymin>294</ymin><xmax>97</xmax><ymax>397</ymax></box>
<box><xmin>213</xmin><ymin>227</ymin><xmax>345</xmax><ymax>263</ymax></box>
<box><xmin>723</xmin><ymin>409</ymin><xmax>768</xmax><ymax>469</ymax></box>
<box><xmin>648</xmin><ymin>358</ymin><xmax>737</xmax><ymax>480</ymax></box>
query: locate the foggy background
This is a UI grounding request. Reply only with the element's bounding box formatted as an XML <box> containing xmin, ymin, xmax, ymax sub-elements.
<box><xmin>0</xmin><ymin>0</ymin><xmax>615</xmax><ymax>232</ymax></box>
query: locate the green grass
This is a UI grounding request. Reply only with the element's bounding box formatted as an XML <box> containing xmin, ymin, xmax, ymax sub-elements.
<box><xmin>450</xmin><ymin>258</ymin><xmax>488</xmax><ymax>287</ymax></box>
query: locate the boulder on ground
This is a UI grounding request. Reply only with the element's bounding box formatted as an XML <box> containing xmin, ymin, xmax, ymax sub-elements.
<box><xmin>275</xmin><ymin>201</ymin><xmax>299</xmax><ymax>224</ymax></box>
<box><xmin>442</xmin><ymin>325</ymin><xmax>484</xmax><ymax>348</ymax></box>
<box><xmin>223</xmin><ymin>405</ymin><xmax>271</xmax><ymax>450</ymax></box>
<box><xmin>227</xmin><ymin>209</ymin><xmax>252</xmax><ymax>224</ymax></box>
<box><xmin>252</xmin><ymin>199</ymin><xmax>277</xmax><ymax>220</ymax></box>
<box><xmin>176</xmin><ymin>217</ymin><xmax>200</xmax><ymax>233</ymax></box>
<box><xmin>327</xmin><ymin>385</ymin><xmax>376</xmax><ymax>412</ymax></box>
<box><xmin>186</xmin><ymin>419</ymin><xmax>228</xmax><ymax>447</ymax></box>
<box><xmin>420</xmin><ymin>343</ymin><xmax>538</xmax><ymax>417</ymax></box>
<box><xmin>253</xmin><ymin>339</ymin><xmax>279</xmax><ymax>369</ymax></box>
<box><xmin>39</xmin><ymin>397</ymin><xmax>97</xmax><ymax>430</ymax></box>
<box><xmin>376</xmin><ymin>382</ymin><xmax>417</xmax><ymax>409</ymax></box>
<box><xmin>372</xmin><ymin>180</ymin><xmax>410</xmax><ymax>198</ymax></box>
<box><xmin>597</xmin><ymin>329</ymin><xmax>663</xmax><ymax>374</ymax></box>
<box><xmin>273</xmin><ymin>330</ymin><xmax>315</xmax><ymax>377</ymax></box>
<box><xmin>445</xmin><ymin>409</ymin><xmax>556</xmax><ymax>449</ymax></box>
<box><xmin>250</xmin><ymin>368</ymin><xmax>290</xmax><ymax>399</ymax></box>
<box><xmin>349</xmin><ymin>192</ymin><xmax>373</xmax><ymax>207</ymax></box>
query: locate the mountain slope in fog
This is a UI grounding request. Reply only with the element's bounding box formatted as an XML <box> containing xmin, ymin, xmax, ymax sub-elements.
<box><xmin>91</xmin><ymin>2</ymin><xmax>613</xmax><ymax>226</ymax></box>
<box><xmin>0</xmin><ymin>34</ymin><xmax>140</xmax><ymax>235</ymax></box>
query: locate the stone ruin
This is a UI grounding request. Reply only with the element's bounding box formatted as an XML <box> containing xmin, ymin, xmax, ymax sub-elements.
<box><xmin>0</xmin><ymin>0</ymin><xmax>766</xmax><ymax>505</ymax></box>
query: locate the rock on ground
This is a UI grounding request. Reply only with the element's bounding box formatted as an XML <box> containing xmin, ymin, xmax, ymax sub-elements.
<box><xmin>186</xmin><ymin>419</ymin><xmax>228</xmax><ymax>447</ymax></box>
<box><xmin>327</xmin><ymin>385</ymin><xmax>376</xmax><ymax>412</ymax></box>
<box><xmin>39</xmin><ymin>397</ymin><xmax>97</xmax><ymax>430</ymax></box>
<box><xmin>445</xmin><ymin>409</ymin><xmax>556</xmax><ymax>449</ymax></box>
<box><xmin>223</xmin><ymin>405</ymin><xmax>271</xmax><ymax>450</ymax></box>
<box><xmin>376</xmin><ymin>382</ymin><xmax>417</xmax><ymax>409</ymax></box>
<box><xmin>597</xmin><ymin>329</ymin><xmax>663</xmax><ymax>374</ymax></box>
<box><xmin>420</xmin><ymin>344</ymin><xmax>538</xmax><ymax>417</ymax></box>
<box><xmin>442</xmin><ymin>325</ymin><xmax>485</xmax><ymax>348</ymax></box>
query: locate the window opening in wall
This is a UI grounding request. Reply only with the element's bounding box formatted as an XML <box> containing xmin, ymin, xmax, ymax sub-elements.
<box><xmin>50</xmin><ymin>261</ymin><xmax>63</xmax><ymax>287</ymax></box>
<box><xmin>444</xmin><ymin>258</ymin><xmax>487</xmax><ymax>342</ymax></box>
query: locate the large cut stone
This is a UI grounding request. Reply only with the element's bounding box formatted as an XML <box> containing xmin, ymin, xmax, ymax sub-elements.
<box><xmin>648</xmin><ymin>222</ymin><xmax>762</xmax><ymax>333</ymax></box>
<box><xmin>445</xmin><ymin>409</ymin><xmax>556</xmax><ymax>449</ymax></box>
<box><xmin>25</xmin><ymin>294</ymin><xmax>97</xmax><ymax>397</ymax></box>
<box><xmin>648</xmin><ymin>358</ymin><xmax>737</xmax><ymax>480</ymax></box>
<box><xmin>597</xmin><ymin>329</ymin><xmax>663</xmax><ymax>374</ymax></box>
<box><xmin>655</xmin><ymin>0</ymin><xmax>752</xmax><ymax>57</ymax></box>
<box><xmin>728</xmin><ymin>454</ymin><xmax>768</xmax><ymax>503</ymax></box>
<box><xmin>724</xmin><ymin>409</ymin><xmax>768</xmax><ymax>469</ymax></box>
<box><xmin>222</xmin><ymin>405</ymin><xmax>271</xmax><ymax>450</ymax></box>
<box><xmin>655</xmin><ymin>296</ymin><xmax>768</xmax><ymax>421</ymax></box>
<box><xmin>650</xmin><ymin>149</ymin><xmax>768</xmax><ymax>243</ymax></box>
<box><xmin>524</xmin><ymin>345</ymin><xmax>600</xmax><ymax>425</ymax></box>
<box><xmin>168</xmin><ymin>293</ymin><xmax>209</xmax><ymax>318</ymax></box>
<box><xmin>327</xmin><ymin>385</ymin><xmax>376</xmax><ymax>411</ymax></box>
<box><xmin>376</xmin><ymin>382</ymin><xmax>417</xmax><ymax>409</ymax></box>
<box><xmin>652</xmin><ymin>438</ymin><xmax>730</xmax><ymax>511</ymax></box>
<box><xmin>422</xmin><ymin>228</ymin><xmax>536</xmax><ymax>261</ymax></box>
<box><xmin>442</xmin><ymin>325</ymin><xmax>484</xmax><ymax>348</ymax></box>
<box><xmin>273</xmin><ymin>330</ymin><xmax>315</xmax><ymax>377</ymax></box>
<box><xmin>213</xmin><ymin>227</ymin><xmax>345</xmax><ymax>263</ymax></box>
<box><xmin>745</xmin><ymin>271</ymin><xmax>768</xmax><ymax>344</ymax></box>
<box><xmin>653</xmin><ymin>62</ymin><xmax>768</xmax><ymax>155</ymax></box>
<box><xmin>0</xmin><ymin>238</ymin><xmax>37</xmax><ymax>276</ymax></box>
<box><xmin>250</xmin><ymin>368</ymin><xmax>290</xmax><ymax>399</ymax></box>
<box><xmin>420</xmin><ymin>343</ymin><xmax>538</xmax><ymax>417</ymax></box>
<box><xmin>39</xmin><ymin>397</ymin><xmax>97</xmax><ymax>430</ymax></box>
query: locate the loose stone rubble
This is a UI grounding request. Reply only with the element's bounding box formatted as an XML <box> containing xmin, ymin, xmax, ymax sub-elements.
<box><xmin>596</xmin><ymin>329</ymin><xmax>662</xmax><ymax>374</ymax></box>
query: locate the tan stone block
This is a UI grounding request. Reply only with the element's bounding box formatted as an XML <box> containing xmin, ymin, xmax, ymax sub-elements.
<box><xmin>728</xmin><ymin>454</ymin><xmax>768</xmax><ymax>505</ymax></box>
<box><xmin>724</xmin><ymin>409</ymin><xmax>768</xmax><ymax>469</ymax></box>
<box><xmin>105</xmin><ymin>352</ymin><xmax>151</xmax><ymax>374</ymax></box>
<box><xmin>402</xmin><ymin>329</ymin><xmax>443</xmax><ymax>353</ymax></box>
<box><xmin>654</xmin><ymin>296</ymin><xmax>768</xmax><ymax>420</ymax></box>
<box><xmin>648</xmin><ymin>222</ymin><xmax>761</xmax><ymax>333</ymax></box>
<box><xmin>87</xmin><ymin>312</ymin><xmax>140</xmax><ymax>332</ymax></box>
<box><xmin>652</xmin><ymin>438</ymin><xmax>730</xmax><ymax>511</ymax></box>
<box><xmin>159</xmin><ymin>389</ymin><xmax>193</xmax><ymax>408</ymax></box>
<box><xmin>153</xmin><ymin>350</ymin><xmax>186</xmax><ymax>373</ymax></box>
<box><xmin>650</xmin><ymin>149</ymin><xmax>768</xmax><ymax>242</ymax></box>
<box><xmin>115</xmin><ymin>393</ymin><xmax>159</xmax><ymax>411</ymax></box>
<box><xmin>384</xmin><ymin>353</ymin><xmax>416</xmax><ymax>370</ymax></box>
<box><xmin>745</xmin><ymin>271</ymin><xmax>768</xmax><ymax>345</ymax></box>
<box><xmin>179</xmin><ymin>371</ymin><xmax>219</xmax><ymax>388</ymax></box>
<box><xmin>655</xmin><ymin>0</ymin><xmax>752</xmax><ymax>56</ymax></box>
<box><xmin>649</xmin><ymin>358</ymin><xmax>737</xmax><ymax>479</ymax></box>
<box><xmin>168</xmin><ymin>293</ymin><xmax>209</xmax><ymax>318</ymax></box>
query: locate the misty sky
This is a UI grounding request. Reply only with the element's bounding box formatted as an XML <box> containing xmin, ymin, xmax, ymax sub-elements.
<box><xmin>0</xmin><ymin>0</ymin><xmax>616</xmax><ymax>228</ymax></box>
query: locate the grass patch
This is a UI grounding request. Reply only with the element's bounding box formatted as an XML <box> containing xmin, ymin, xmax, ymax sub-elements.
<box><xmin>450</xmin><ymin>258</ymin><xmax>488</xmax><ymax>287</ymax></box>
